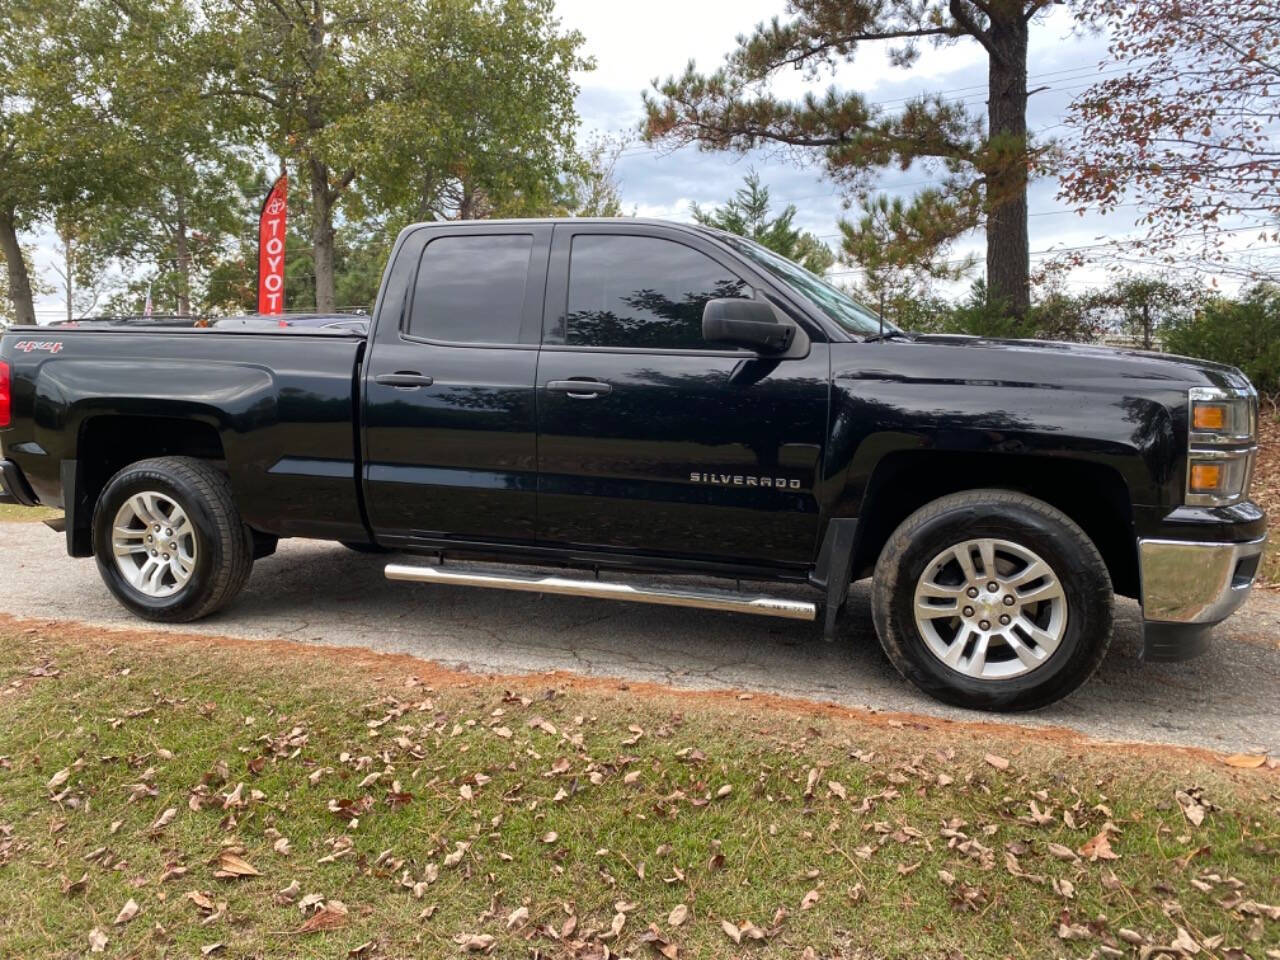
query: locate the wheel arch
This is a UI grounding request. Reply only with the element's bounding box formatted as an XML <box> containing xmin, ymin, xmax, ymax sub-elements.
<box><xmin>850</xmin><ymin>450</ymin><xmax>1139</xmax><ymax>600</ymax></box>
<box><xmin>66</xmin><ymin>415</ymin><xmax>228</xmax><ymax>557</ymax></box>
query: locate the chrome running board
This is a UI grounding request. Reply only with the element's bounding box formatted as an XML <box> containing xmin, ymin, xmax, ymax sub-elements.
<box><xmin>384</xmin><ymin>562</ymin><xmax>816</xmax><ymax>621</ymax></box>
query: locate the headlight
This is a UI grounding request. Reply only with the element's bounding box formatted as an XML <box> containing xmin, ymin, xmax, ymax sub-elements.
<box><xmin>1185</xmin><ymin>386</ymin><xmax>1257</xmax><ymax>506</ymax></box>
<box><xmin>1189</xmin><ymin>387</ymin><xmax>1255</xmax><ymax>444</ymax></box>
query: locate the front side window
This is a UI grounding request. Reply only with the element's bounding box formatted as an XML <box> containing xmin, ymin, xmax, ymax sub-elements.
<box><xmin>565</xmin><ymin>235</ymin><xmax>748</xmax><ymax>350</ymax></box>
<box><xmin>409</xmin><ymin>234</ymin><xmax>533</xmax><ymax>343</ymax></box>
<box><xmin>715</xmin><ymin>232</ymin><xmax>891</xmax><ymax>336</ymax></box>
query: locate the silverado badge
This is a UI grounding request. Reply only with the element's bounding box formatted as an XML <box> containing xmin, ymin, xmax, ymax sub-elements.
<box><xmin>690</xmin><ymin>472</ymin><xmax>801</xmax><ymax>489</ymax></box>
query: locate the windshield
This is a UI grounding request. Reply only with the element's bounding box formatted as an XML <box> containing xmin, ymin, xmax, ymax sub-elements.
<box><xmin>714</xmin><ymin>233</ymin><xmax>897</xmax><ymax>337</ymax></box>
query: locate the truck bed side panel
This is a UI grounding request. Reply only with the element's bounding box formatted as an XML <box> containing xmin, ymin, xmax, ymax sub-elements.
<box><xmin>2</xmin><ymin>330</ymin><xmax>366</xmax><ymax>541</ymax></box>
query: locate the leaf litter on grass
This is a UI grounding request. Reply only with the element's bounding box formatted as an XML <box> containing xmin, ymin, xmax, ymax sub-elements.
<box><xmin>0</xmin><ymin>622</ymin><xmax>1276</xmax><ymax>959</ymax></box>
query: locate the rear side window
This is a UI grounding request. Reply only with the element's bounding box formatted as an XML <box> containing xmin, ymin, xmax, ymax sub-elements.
<box><xmin>409</xmin><ymin>234</ymin><xmax>534</xmax><ymax>343</ymax></box>
<box><xmin>565</xmin><ymin>235</ymin><xmax>748</xmax><ymax>350</ymax></box>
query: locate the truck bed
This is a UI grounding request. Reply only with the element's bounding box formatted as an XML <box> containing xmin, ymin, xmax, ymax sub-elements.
<box><xmin>0</xmin><ymin>326</ymin><xmax>369</xmax><ymax>544</ymax></box>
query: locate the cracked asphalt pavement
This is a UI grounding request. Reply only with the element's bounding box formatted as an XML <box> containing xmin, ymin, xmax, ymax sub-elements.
<box><xmin>2</xmin><ymin>520</ymin><xmax>1278</xmax><ymax>754</ymax></box>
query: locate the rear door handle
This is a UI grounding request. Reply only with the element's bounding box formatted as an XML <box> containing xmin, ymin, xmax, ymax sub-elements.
<box><xmin>547</xmin><ymin>379</ymin><xmax>612</xmax><ymax>398</ymax></box>
<box><xmin>374</xmin><ymin>372</ymin><xmax>434</xmax><ymax>389</ymax></box>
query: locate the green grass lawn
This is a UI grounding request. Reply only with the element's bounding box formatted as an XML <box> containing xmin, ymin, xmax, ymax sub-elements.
<box><xmin>0</xmin><ymin>619</ymin><xmax>1275</xmax><ymax>959</ymax></box>
<box><xmin>0</xmin><ymin>503</ymin><xmax>59</xmax><ymax>523</ymax></box>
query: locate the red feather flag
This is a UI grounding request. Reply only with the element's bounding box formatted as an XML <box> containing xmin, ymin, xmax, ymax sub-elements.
<box><xmin>257</xmin><ymin>175</ymin><xmax>288</xmax><ymax>315</ymax></box>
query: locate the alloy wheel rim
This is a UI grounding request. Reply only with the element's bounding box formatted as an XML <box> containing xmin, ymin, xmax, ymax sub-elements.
<box><xmin>912</xmin><ymin>537</ymin><xmax>1068</xmax><ymax>681</ymax></box>
<box><xmin>111</xmin><ymin>491</ymin><xmax>198</xmax><ymax>599</ymax></box>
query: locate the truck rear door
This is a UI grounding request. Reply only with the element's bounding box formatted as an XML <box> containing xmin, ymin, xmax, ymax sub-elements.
<box><xmin>361</xmin><ymin>224</ymin><xmax>550</xmax><ymax>547</ymax></box>
<box><xmin>533</xmin><ymin>223</ymin><xmax>830</xmax><ymax>567</ymax></box>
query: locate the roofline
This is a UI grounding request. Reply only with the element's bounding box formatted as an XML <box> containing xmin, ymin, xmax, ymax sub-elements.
<box><xmin>404</xmin><ymin>216</ymin><xmax>713</xmax><ymax>233</ymax></box>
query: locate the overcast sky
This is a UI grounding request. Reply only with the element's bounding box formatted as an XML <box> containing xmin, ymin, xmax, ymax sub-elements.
<box><xmin>557</xmin><ymin>0</ymin><xmax>1117</xmax><ymax>291</ymax></box>
<box><xmin>23</xmin><ymin>1</ymin><xmax>1251</xmax><ymax>318</ymax></box>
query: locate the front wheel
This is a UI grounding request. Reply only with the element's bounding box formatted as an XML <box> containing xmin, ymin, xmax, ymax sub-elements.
<box><xmin>871</xmin><ymin>489</ymin><xmax>1113</xmax><ymax>711</ymax></box>
<box><xmin>93</xmin><ymin>457</ymin><xmax>254</xmax><ymax>622</ymax></box>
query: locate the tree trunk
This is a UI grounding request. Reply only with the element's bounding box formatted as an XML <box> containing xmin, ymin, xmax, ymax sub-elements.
<box><xmin>0</xmin><ymin>210</ymin><xmax>37</xmax><ymax>326</ymax></box>
<box><xmin>984</xmin><ymin>11</ymin><xmax>1031</xmax><ymax>318</ymax></box>
<box><xmin>63</xmin><ymin>229</ymin><xmax>74</xmax><ymax>325</ymax></box>
<box><xmin>309</xmin><ymin>155</ymin><xmax>336</xmax><ymax>313</ymax></box>
<box><xmin>458</xmin><ymin>181</ymin><xmax>476</xmax><ymax>221</ymax></box>
<box><xmin>175</xmin><ymin>190</ymin><xmax>191</xmax><ymax>317</ymax></box>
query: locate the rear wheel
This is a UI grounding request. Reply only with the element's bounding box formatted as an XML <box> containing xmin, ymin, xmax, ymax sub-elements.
<box><xmin>871</xmin><ymin>489</ymin><xmax>1113</xmax><ymax>711</ymax></box>
<box><xmin>93</xmin><ymin>457</ymin><xmax>253</xmax><ymax>622</ymax></box>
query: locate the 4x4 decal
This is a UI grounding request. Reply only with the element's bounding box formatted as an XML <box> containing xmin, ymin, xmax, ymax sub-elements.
<box><xmin>11</xmin><ymin>341</ymin><xmax>63</xmax><ymax>354</ymax></box>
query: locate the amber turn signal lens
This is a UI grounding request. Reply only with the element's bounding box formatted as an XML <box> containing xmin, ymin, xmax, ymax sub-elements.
<box><xmin>1192</xmin><ymin>404</ymin><xmax>1227</xmax><ymax>431</ymax></box>
<box><xmin>1189</xmin><ymin>463</ymin><xmax>1223</xmax><ymax>492</ymax></box>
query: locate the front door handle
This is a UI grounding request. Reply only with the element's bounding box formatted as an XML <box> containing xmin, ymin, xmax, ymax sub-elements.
<box><xmin>374</xmin><ymin>372</ymin><xmax>434</xmax><ymax>389</ymax></box>
<box><xmin>547</xmin><ymin>379</ymin><xmax>612</xmax><ymax>399</ymax></box>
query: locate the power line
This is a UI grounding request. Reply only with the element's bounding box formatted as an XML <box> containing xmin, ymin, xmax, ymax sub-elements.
<box><xmin>614</xmin><ymin>55</ymin><xmax>1196</xmax><ymax>163</ymax></box>
<box><xmin>821</xmin><ymin>224</ymin><xmax>1280</xmax><ymax>277</ymax></box>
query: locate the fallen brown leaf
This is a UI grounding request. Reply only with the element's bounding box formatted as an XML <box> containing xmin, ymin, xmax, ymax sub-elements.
<box><xmin>1171</xmin><ymin>926</ymin><xmax>1200</xmax><ymax>954</ymax></box>
<box><xmin>639</xmin><ymin>923</ymin><xmax>679</xmax><ymax>959</ymax></box>
<box><xmin>455</xmin><ymin>933</ymin><xmax>494</xmax><ymax>952</ymax></box>
<box><xmin>298</xmin><ymin>902</ymin><xmax>349</xmax><ymax>934</ymax></box>
<box><xmin>606</xmin><ymin>911</ymin><xmax>626</xmax><ymax>938</ymax></box>
<box><xmin>721</xmin><ymin>919</ymin><xmax>742</xmax><ymax>944</ymax></box>
<box><xmin>1223</xmin><ymin>753</ymin><xmax>1267</xmax><ymax>769</ymax></box>
<box><xmin>186</xmin><ymin>890</ymin><xmax>217</xmax><ymax>913</ymax></box>
<box><xmin>1175</xmin><ymin>789</ymin><xmax>1209</xmax><ymax>827</ymax></box>
<box><xmin>1079</xmin><ymin>826</ymin><xmax>1119</xmax><ymax>862</ymax></box>
<box><xmin>62</xmin><ymin>872</ymin><xmax>88</xmax><ymax>896</ymax></box>
<box><xmin>212</xmin><ymin>850</ymin><xmax>261</xmax><ymax>879</ymax></box>
<box><xmin>114</xmin><ymin>899</ymin><xmax>139</xmax><ymax>925</ymax></box>
<box><xmin>1047</xmin><ymin>842</ymin><xmax>1081</xmax><ymax>863</ymax></box>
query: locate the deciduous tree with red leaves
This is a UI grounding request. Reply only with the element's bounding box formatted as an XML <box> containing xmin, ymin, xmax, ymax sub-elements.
<box><xmin>1059</xmin><ymin>1</ymin><xmax>1280</xmax><ymax>281</ymax></box>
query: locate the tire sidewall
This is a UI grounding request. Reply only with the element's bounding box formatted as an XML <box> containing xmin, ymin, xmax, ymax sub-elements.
<box><xmin>93</xmin><ymin>466</ymin><xmax>227</xmax><ymax>621</ymax></box>
<box><xmin>875</xmin><ymin>499</ymin><xmax>1112</xmax><ymax>711</ymax></box>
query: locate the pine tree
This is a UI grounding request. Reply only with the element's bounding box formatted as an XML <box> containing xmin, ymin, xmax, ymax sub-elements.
<box><xmin>691</xmin><ymin>172</ymin><xmax>834</xmax><ymax>274</ymax></box>
<box><xmin>644</xmin><ymin>0</ymin><xmax>1062</xmax><ymax>317</ymax></box>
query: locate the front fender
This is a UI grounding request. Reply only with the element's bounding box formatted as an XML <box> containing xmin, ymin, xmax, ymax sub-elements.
<box><xmin>819</xmin><ymin>370</ymin><xmax>1179</xmax><ymax>521</ymax></box>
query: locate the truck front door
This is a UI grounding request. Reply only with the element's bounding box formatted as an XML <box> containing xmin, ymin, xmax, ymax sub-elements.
<box><xmin>534</xmin><ymin>224</ymin><xmax>830</xmax><ymax>568</ymax></box>
<box><xmin>362</xmin><ymin>224</ymin><xmax>549</xmax><ymax>547</ymax></box>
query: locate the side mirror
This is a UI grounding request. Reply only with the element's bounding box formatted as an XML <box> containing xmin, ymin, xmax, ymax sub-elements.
<box><xmin>702</xmin><ymin>298</ymin><xmax>795</xmax><ymax>353</ymax></box>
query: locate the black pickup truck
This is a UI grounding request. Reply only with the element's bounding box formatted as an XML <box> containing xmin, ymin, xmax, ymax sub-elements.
<box><xmin>0</xmin><ymin>218</ymin><xmax>1267</xmax><ymax>710</ymax></box>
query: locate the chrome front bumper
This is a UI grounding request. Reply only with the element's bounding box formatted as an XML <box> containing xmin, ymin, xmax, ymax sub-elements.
<box><xmin>1138</xmin><ymin>536</ymin><xmax>1266</xmax><ymax>661</ymax></box>
<box><xmin>1139</xmin><ymin>536</ymin><xmax>1266</xmax><ymax>624</ymax></box>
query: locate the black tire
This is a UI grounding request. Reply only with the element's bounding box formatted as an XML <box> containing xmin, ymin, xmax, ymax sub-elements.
<box><xmin>93</xmin><ymin>457</ymin><xmax>254</xmax><ymax>622</ymax></box>
<box><xmin>871</xmin><ymin>489</ymin><xmax>1113</xmax><ymax>712</ymax></box>
<box><xmin>340</xmin><ymin>540</ymin><xmax>391</xmax><ymax>555</ymax></box>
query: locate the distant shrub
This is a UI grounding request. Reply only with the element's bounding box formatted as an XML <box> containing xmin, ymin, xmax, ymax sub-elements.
<box><xmin>1163</xmin><ymin>285</ymin><xmax>1280</xmax><ymax>396</ymax></box>
<box><xmin>900</xmin><ymin>280</ymin><xmax>1102</xmax><ymax>343</ymax></box>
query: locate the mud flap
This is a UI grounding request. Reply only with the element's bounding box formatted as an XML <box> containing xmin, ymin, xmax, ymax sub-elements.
<box><xmin>811</xmin><ymin>519</ymin><xmax>858</xmax><ymax>641</ymax></box>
